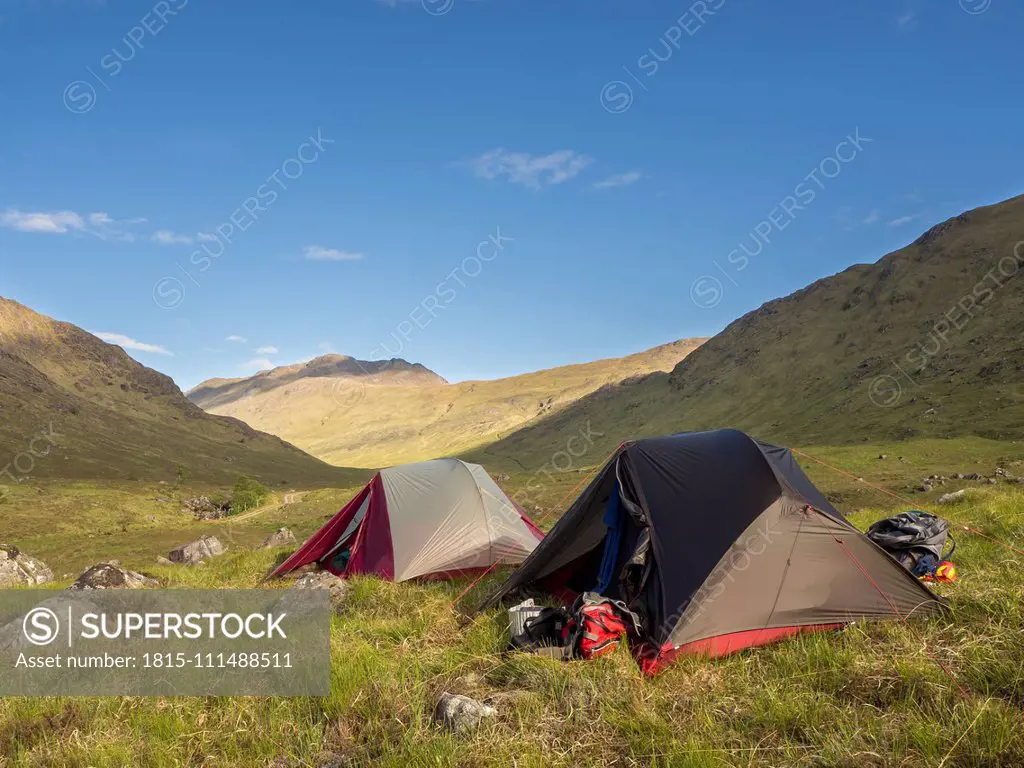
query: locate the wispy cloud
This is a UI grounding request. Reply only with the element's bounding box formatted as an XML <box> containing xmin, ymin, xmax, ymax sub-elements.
<box><xmin>469</xmin><ymin>148</ymin><xmax>593</xmax><ymax>190</ymax></box>
<box><xmin>888</xmin><ymin>215</ymin><xmax>916</xmax><ymax>227</ymax></box>
<box><xmin>93</xmin><ymin>332</ymin><xmax>172</xmax><ymax>356</ymax></box>
<box><xmin>152</xmin><ymin>229</ymin><xmax>194</xmax><ymax>245</ymax></box>
<box><xmin>242</xmin><ymin>358</ymin><xmax>275</xmax><ymax>372</ymax></box>
<box><xmin>225</xmin><ymin>335</ymin><xmax>248</xmax><ymax>343</ymax></box>
<box><xmin>862</xmin><ymin>209</ymin><xmax>882</xmax><ymax>225</ymax></box>
<box><xmin>896</xmin><ymin>9</ymin><xmax>916</xmax><ymax>27</ymax></box>
<box><xmin>303</xmin><ymin>245</ymin><xmax>364</xmax><ymax>261</ymax></box>
<box><xmin>593</xmin><ymin>171</ymin><xmax>642</xmax><ymax>190</ymax></box>
<box><xmin>255</xmin><ymin>345</ymin><xmax>279</xmax><ymax>355</ymax></box>
<box><xmin>0</xmin><ymin>209</ymin><xmax>143</xmax><ymax>241</ymax></box>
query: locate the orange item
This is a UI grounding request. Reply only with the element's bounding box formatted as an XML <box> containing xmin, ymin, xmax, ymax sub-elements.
<box><xmin>935</xmin><ymin>561</ymin><xmax>958</xmax><ymax>583</ymax></box>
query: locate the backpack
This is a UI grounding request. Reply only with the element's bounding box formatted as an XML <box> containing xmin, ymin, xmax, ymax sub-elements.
<box><xmin>566</xmin><ymin>592</ymin><xmax>642</xmax><ymax>660</ymax></box>
<box><xmin>866</xmin><ymin>511</ymin><xmax>955</xmax><ymax>575</ymax></box>
<box><xmin>509</xmin><ymin>607</ymin><xmax>572</xmax><ymax>654</ymax></box>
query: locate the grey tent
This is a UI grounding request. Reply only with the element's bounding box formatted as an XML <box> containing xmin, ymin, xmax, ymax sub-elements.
<box><xmin>480</xmin><ymin>429</ymin><xmax>946</xmax><ymax>673</ymax></box>
<box><xmin>271</xmin><ymin>459</ymin><xmax>543</xmax><ymax>582</ymax></box>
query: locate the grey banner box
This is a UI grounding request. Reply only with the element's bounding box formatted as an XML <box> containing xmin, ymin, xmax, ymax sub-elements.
<box><xmin>0</xmin><ymin>589</ymin><xmax>330</xmax><ymax>696</ymax></box>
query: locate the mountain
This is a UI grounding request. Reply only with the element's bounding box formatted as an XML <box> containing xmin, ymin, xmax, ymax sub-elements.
<box><xmin>188</xmin><ymin>354</ymin><xmax>447</xmax><ymax>411</ymax></box>
<box><xmin>189</xmin><ymin>339</ymin><xmax>706</xmax><ymax>468</ymax></box>
<box><xmin>0</xmin><ymin>298</ymin><xmax>359</xmax><ymax>486</ymax></box>
<box><xmin>477</xmin><ymin>195</ymin><xmax>1024</xmax><ymax>467</ymax></box>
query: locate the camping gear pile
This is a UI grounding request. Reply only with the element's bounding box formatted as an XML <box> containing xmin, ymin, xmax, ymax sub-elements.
<box><xmin>508</xmin><ymin>593</ymin><xmax>642</xmax><ymax>660</ymax></box>
<box><xmin>866</xmin><ymin>510</ymin><xmax>959</xmax><ymax>583</ymax></box>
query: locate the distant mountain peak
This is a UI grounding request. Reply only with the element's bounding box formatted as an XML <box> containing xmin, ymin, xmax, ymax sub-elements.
<box><xmin>188</xmin><ymin>354</ymin><xmax>447</xmax><ymax>411</ymax></box>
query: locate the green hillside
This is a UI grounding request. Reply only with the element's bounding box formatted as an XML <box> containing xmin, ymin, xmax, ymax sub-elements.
<box><xmin>476</xmin><ymin>195</ymin><xmax>1024</xmax><ymax>468</ymax></box>
<box><xmin>0</xmin><ymin>298</ymin><xmax>360</xmax><ymax>487</ymax></box>
<box><xmin>188</xmin><ymin>339</ymin><xmax>705</xmax><ymax>468</ymax></box>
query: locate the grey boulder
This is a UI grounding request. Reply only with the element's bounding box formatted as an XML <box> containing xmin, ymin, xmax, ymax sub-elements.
<box><xmin>260</xmin><ymin>527</ymin><xmax>297</xmax><ymax>549</ymax></box>
<box><xmin>0</xmin><ymin>544</ymin><xmax>53</xmax><ymax>587</ymax></box>
<box><xmin>291</xmin><ymin>571</ymin><xmax>348</xmax><ymax>613</ymax></box>
<box><xmin>68</xmin><ymin>562</ymin><xmax>158</xmax><ymax>590</ymax></box>
<box><xmin>168</xmin><ymin>535</ymin><xmax>226</xmax><ymax>565</ymax></box>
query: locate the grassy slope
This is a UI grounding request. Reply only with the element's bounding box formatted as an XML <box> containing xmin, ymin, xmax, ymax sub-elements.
<box><xmin>1</xmin><ymin>440</ymin><xmax>1023</xmax><ymax>766</ymax></box>
<box><xmin>191</xmin><ymin>339</ymin><xmax>706</xmax><ymax>468</ymax></box>
<box><xmin>0</xmin><ymin>298</ymin><xmax>360</xmax><ymax>487</ymax></box>
<box><xmin>475</xmin><ymin>196</ymin><xmax>1024</xmax><ymax>470</ymax></box>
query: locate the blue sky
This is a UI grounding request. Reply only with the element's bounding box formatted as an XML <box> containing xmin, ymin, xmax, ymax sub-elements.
<box><xmin>1</xmin><ymin>0</ymin><xmax>1021</xmax><ymax>391</ymax></box>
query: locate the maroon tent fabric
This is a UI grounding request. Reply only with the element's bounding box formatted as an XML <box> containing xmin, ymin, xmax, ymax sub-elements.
<box><xmin>269</xmin><ymin>459</ymin><xmax>542</xmax><ymax>582</ymax></box>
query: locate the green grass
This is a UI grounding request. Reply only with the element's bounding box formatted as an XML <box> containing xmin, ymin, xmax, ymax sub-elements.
<box><xmin>1</xmin><ymin>440</ymin><xmax>1023</xmax><ymax>766</ymax></box>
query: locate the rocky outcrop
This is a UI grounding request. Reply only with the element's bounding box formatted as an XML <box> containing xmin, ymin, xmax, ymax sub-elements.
<box><xmin>182</xmin><ymin>496</ymin><xmax>232</xmax><ymax>520</ymax></box>
<box><xmin>0</xmin><ymin>544</ymin><xmax>53</xmax><ymax>587</ymax></box>
<box><xmin>68</xmin><ymin>562</ymin><xmax>158</xmax><ymax>590</ymax></box>
<box><xmin>168</xmin><ymin>535</ymin><xmax>226</xmax><ymax>565</ymax></box>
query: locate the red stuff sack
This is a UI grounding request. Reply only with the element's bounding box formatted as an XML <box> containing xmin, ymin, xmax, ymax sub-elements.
<box><xmin>567</xmin><ymin>592</ymin><xmax>642</xmax><ymax>660</ymax></box>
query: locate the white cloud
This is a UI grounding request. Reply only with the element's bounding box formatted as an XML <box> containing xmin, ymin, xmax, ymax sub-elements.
<box><xmin>303</xmin><ymin>245</ymin><xmax>365</xmax><ymax>261</ymax></box>
<box><xmin>469</xmin><ymin>148</ymin><xmax>593</xmax><ymax>190</ymax></box>
<box><xmin>255</xmin><ymin>346</ymin><xmax>279</xmax><ymax>355</ymax></box>
<box><xmin>93</xmin><ymin>332</ymin><xmax>172</xmax><ymax>356</ymax></box>
<box><xmin>242</xmin><ymin>358</ymin><xmax>276</xmax><ymax>372</ymax></box>
<box><xmin>593</xmin><ymin>171</ymin><xmax>642</xmax><ymax>190</ymax></box>
<box><xmin>0</xmin><ymin>209</ymin><xmax>144</xmax><ymax>241</ymax></box>
<box><xmin>152</xmin><ymin>229</ymin><xmax>194</xmax><ymax>245</ymax></box>
<box><xmin>225</xmin><ymin>335</ymin><xmax>248</xmax><ymax>343</ymax></box>
<box><xmin>196</xmin><ymin>232</ymin><xmax>217</xmax><ymax>242</ymax></box>
<box><xmin>888</xmin><ymin>215</ymin><xmax>915</xmax><ymax>227</ymax></box>
<box><xmin>862</xmin><ymin>209</ymin><xmax>882</xmax><ymax>225</ymax></box>
<box><xmin>0</xmin><ymin>210</ymin><xmax>84</xmax><ymax>233</ymax></box>
<box><xmin>896</xmin><ymin>9</ymin><xmax>916</xmax><ymax>27</ymax></box>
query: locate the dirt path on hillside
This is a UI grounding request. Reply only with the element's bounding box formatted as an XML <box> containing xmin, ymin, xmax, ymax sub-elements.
<box><xmin>215</xmin><ymin>491</ymin><xmax>307</xmax><ymax>524</ymax></box>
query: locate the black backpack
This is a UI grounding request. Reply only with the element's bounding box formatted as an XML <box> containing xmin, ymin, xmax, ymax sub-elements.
<box><xmin>866</xmin><ymin>510</ymin><xmax>955</xmax><ymax>573</ymax></box>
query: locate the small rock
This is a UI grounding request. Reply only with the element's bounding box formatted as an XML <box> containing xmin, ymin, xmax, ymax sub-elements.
<box><xmin>259</xmin><ymin>527</ymin><xmax>297</xmax><ymax>550</ymax></box>
<box><xmin>168</xmin><ymin>535</ymin><xmax>226</xmax><ymax>565</ymax></box>
<box><xmin>0</xmin><ymin>544</ymin><xmax>54</xmax><ymax>587</ymax></box>
<box><xmin>433</xmin><ymin>692</ymin><xmax>495</xmax><ymax>733</ymax></box>
<box><xmin>155</xmin><ymin>497</ymin><xmax>171</xmax><ymax>504</ymax></box>
<box><xmin>937</xmin><ymin>490</ymin><xmax>968</xmax><ymax>505</ymax></box>
<box><xmin>69</xmin><ymin>562</ymin><xmax>158</xmax><ymax>590</ymax></box>
<box><xmin>292</xmin><ymin>571</ymin><xmax>348</xmax><ymax>613</ymax></box>
<box><xmin>495</xmin><ymin>473</ymin><xmax>511</xmax><ymax>482</ymax></box>
<box><xmin>986</xmin><ymin>478</ymin><xmax>997</xmax><ymax>485</ymax></box>
<box><xmin>918</xmin><ymin>483</ymin><xmax>932</xmax><ymax>493</ymax></box>
<box><xmin>156</xmin><ymin>556</ymin><xmax>174</xmax><ymax>565</ymax></box>
<box><xmin>924</xmin><ymin>407</ymin><xmax>938</xmax><ymax>415</ymax></box>
<box><xmin>965</xmin><ymin>473</ymin><xmax>981</xmax><ymax>480</ymax></box>
<box><xmin>878</xmin><ymin>454</ymin><xmax>888</xmax><ymax>460</ymax></box>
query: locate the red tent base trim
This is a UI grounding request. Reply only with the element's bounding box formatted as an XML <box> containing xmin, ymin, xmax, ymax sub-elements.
<box><xmin>636</xmin><ymin>623</ymin><xmax>846</xmax><ymax>675</ymax></box>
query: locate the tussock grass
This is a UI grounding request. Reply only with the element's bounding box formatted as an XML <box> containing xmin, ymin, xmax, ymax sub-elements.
<box><xmin>2</xmin><ymin>470</ymin><xmax>1023</xmax><ymax>765</ymax></box>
